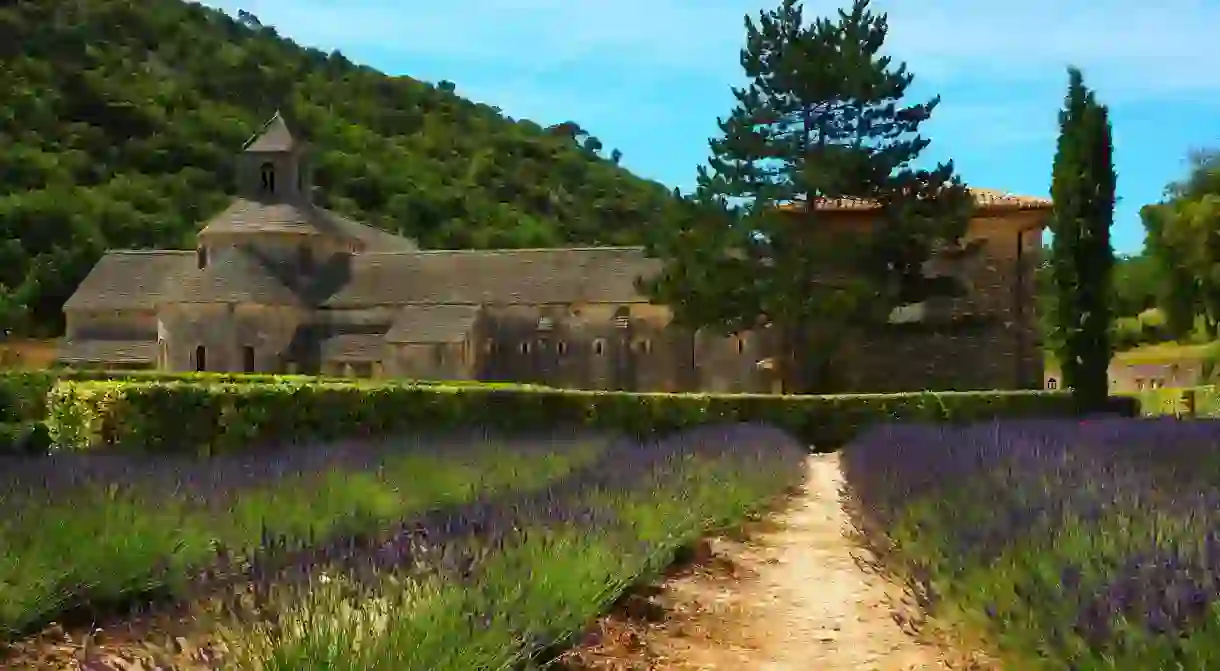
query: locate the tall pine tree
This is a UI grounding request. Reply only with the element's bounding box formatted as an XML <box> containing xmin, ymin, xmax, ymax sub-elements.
<box><xmin>644</xmin><ymin>0</ymin><xmax>971</xmax><ymax>393</ymax></box>
<box><xmin>1050</xmin><ymin>67</ymin><xmax>1116</xmax><ymax>410</ymax></box>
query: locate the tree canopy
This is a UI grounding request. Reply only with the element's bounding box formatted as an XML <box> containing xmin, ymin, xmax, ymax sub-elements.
<box><xmin>644</xmin><ymin>0</ymin><xmax>971</xmax><ymax>393</ymax></box>
<box><xmin>0</xmin><ymin>0</ymin><xmax>685</xmax><ymax>336</ymax></box>
<box><xmin>1140</xmin><ymin>150</ymin><xmax>1220</xmax><ymax>341</ymax></box>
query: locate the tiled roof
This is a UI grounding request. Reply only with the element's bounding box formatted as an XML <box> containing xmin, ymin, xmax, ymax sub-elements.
<box><xmin>163</xmin><ymin>247</ymin><xmax>302</xmax><ymax>305</ymax></box>
<box><xmin>320</xmin><ymin>247</ymin><xmax>662</xmax><ymax>308</ymax></box>
<box><xmin>243</xmin><ymin>111</ymin><xmax>300</xmax><ymax>153</ymax></box>
<box><xmin>385</xmin><ymin>305</ymin><xmax>481</xmax><ymax>343</ymax></box>
<box><xmin>56</xmin><ymin>340</ymin><xmax>156</xmax><ymax>364</ymax></box>
<box><xmin>323</xmin><ymin>209</ymin><xmax>418</xmax><ymax>252</ymax></box>
<box><xmin>63</xmin><ymin>251</ymin><xmax>195</xmax><ymax>310</ymax></box>
<box><xmin>320</xmin><ymin>334</ymin><xmax>384</xmax><ymax>362</ymax></box>
<box><xmin>198</xmin><ymin>199</ymin><xmax>417</xmax><ymax>251</ymax></box>
<box><xmin>776</xmin><ymin>187</ymin><xmax>1053</xmax><ymax>213</ymax></box>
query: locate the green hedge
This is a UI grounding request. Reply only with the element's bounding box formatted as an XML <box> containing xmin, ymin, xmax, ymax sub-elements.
<box><xmin>0</xmin><ymin>369</ymin><xmax>541</xmax><ymax>426</ymax></box>
<box><xmin>44</xmin><ymin>380</ymin><xmax>1103</xmax><ymax>455</ymax></box>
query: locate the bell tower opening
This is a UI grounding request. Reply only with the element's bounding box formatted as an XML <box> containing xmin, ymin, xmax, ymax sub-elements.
<box><xmin>259</xmin><ymin>162</ymin><xmax>276</xmax><ymax>194</ymax></box>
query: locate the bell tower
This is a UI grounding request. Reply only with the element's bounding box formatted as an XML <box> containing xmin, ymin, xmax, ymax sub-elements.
<box><xmin>236</xmin><ymin>111</ymin><xmax>312</xmax><ymax>204</ymax></box>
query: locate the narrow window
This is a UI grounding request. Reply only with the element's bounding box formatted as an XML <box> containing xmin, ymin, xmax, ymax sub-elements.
<box><xmin>194</xmin><ymin>345</ymin><xmax>206</xmax><ymax>372</ymax></box>
<box><xmin>736</xmin><ymin>335</ymin><xmax>745</xmax><ymax>354</ymax></box>
<box><xmin>612</xmin><ymin>306</ymin><xmax>630</xmax><ymax>330</ymax></box>
<box><xmin>260</xmin><ymin>162</ymin><xmax>276</xmax><ymax>193</ymax></box>
<box><xmin>242</xmin><ymin>346</ymin><xmax>256</xmax><ymax>373</ymax></box>
<box><xmin>196</xmin><ymin>246</ymin><xmax>207</xmax><ymax>269</ymax></box>
<box><xmin>519</xmin><ymin>341</ymin><xmax>531</xmax><ymax>355</ymax></box>
<box><xmin>557</xmin><ymin>340</ymin><xmax>567</xmax><ymax>356</ymax></box>
<box><xmin>299</xmin><ymin>245</ymin><xmax>313</xmax><ymax>272</ymax></box>
<box><xmin>640</xmin><ymin>338</ymin><xmax>652</xmax><ymax>354</ymax></box>
<box><xmin>593</xmin><ymin>338</ymin><xmax>605</xmax><ymax>355</ymax></box>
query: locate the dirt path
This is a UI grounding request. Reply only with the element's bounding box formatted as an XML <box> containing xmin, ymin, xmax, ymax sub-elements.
<box><xmin>7</xmin><ymin>453</ymin><xmax>961</xmax><ymax>670</ymax></box>
<box><xmin>562</xmin><ymin>452</ymin><xmax>956</xmax><ymax>670</ymax></box>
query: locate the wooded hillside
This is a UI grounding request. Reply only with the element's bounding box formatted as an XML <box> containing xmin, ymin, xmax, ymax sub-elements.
<box><xmin>0</xmin><ymin>0</ymin><xmax>684</xmax><ymax>335</ymax></box>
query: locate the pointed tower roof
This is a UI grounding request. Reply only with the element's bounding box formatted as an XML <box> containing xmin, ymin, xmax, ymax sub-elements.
<box><xmin>242</xmin><ymin>110</ymin><xmax>301</xmax><ymax>153</ymax></box>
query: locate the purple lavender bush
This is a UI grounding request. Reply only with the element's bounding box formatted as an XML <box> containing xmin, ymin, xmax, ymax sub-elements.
<box><xmin>842</xmin><ymin>417</ymin><xmax>1220</xmax><ymax>669</ymax></box>
<box><xmin>0</xmin><ymin>428</ymin><xmax>606</xmax><ymax>640</ymax></box>
<box><xmin>207</xmin><ymin>422</ymin><xmax>807</xmax><ymax>671</ymax></box>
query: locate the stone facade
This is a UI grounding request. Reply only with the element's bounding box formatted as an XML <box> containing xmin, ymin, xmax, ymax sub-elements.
<box><xmin>1045</xmin><ymin>361</ymin><xmax>1205</xmax><ymax>393</ymax></box>
<box><xmin>58</xmin><ymin>113</ymin><xmax>1051</xmax><ymax>393</ymax></box>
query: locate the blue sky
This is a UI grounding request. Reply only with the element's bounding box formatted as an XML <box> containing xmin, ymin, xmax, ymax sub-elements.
<box><xmin>203</xmin><ymin>0</ymin><xmax>1220</xmax><ymax>255</ymax></box>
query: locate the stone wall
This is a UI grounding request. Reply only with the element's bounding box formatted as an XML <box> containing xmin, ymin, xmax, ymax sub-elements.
<box><xmin>387</xmin><ymin>341</ymin><xmax>474</xmax><ymax>380</ymax></box>
<box><xmin>157</xmin><ymin>303</ymin><xmax>304</xmax><ymax>372</ymax></box>
<box><xmin>849</xmin><ymin>215</ymin><xmax>1045</xmax><ymax>392</ymax></box>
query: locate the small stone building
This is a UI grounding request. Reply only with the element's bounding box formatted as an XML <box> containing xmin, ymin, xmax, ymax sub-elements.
<box><xmin>1047</xmin><ymin>360</ymin><xmax>1205</xmax><ymax>393</ymax></box>
<box><xmin>58</xmin><ymin>113</ymin><xmax>1051</xmax><ymax>393</ymax></box>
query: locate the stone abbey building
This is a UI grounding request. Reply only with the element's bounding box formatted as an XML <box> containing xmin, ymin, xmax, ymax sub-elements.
<box><xmin>59</xmin><ymin>113</ymin><xmax>1050</xmax><ymax>393</ymax></box>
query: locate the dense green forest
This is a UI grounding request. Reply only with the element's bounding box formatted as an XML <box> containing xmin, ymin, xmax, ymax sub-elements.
<box><xmin>0</xmin><ymin>0</ymin><xmax>685</xmax><ymax>336</ymax></box>
<box><xmin>1036</xmin><ymin>146</ymin><xmax>1220</xmax><ymax>357</ymax></box>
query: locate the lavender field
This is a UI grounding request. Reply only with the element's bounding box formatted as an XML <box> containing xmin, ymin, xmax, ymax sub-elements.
<box><xmin>0</xmin><ymin>423</ymin><xmax>805</xmax><ymax>669</ymax></box>
<box><xmin>843</xmin><ymin>417</ymin><xmax>1220</xmax><ymax>670</ymax></box>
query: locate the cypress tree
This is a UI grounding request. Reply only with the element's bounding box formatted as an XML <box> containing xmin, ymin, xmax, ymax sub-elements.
<box><xmin>1050</xmin><ymin>67</ymin><xmax>1116</xmax><ymax>410</ymax></box>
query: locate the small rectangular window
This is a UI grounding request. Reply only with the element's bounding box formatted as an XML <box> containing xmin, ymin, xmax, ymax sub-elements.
<box><xmin>242</xmin><ymin>346</ymin><xmax>256</xmax><ymax>373</ymax></box>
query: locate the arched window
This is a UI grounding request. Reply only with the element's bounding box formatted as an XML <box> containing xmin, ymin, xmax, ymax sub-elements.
<box><xmin>259</xmin><ymin>162</ymin><xmax>276</xmax><ymax>193</ymax></box>
<box><xmin>519</xmin><ymin>341</ymin><xmax>531</xmax><ymax>355</ymax></box>
<box><xmin>557</xmin><ymin>340</ymin><xmax>567</xmax><ymax>356</ymax></box>
<box><xmin>242</xmin><ymin>346</ymin><xmax>256</xmax><ymax>373</ymax></box>
<box><xmin>299</xmin><ymin>244</ymin><xmax>313</xmax><ymax>272</ymax></box>
<box><xmin>593</xmin><ymin>338</ymin><xmax>605</xmax><ymax>356</ymax></box>
<box><xmin>194</xmin><ymin>345</ymin><xmax>206</xmax><ymax>372</ymax></box>
<box><xmin>196</xmin><ymin>246</ymin><xmax>207</xmax><ymax>269</ymax></box>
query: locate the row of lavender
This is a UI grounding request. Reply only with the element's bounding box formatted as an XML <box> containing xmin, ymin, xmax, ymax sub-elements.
<box><xmin>211</xmin><ymin>423</ymin><xmax>806</xmax><ymax>670</ymax></box>
<box><xmin>0</xmin><ymin>429</ymin><xmax>609</xmax><ymax>641</ymax></box>
<box><xmin>843</xmin><ymin>417</ymin><xmax>1220</xmax><ymax>669</ymax></box>
<box><xmin>2</xmin><ymin>423</ymin><xmax>806</xmax><ymax>669</ymax></box>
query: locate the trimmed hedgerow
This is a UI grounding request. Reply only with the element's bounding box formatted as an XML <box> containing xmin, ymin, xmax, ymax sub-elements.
<box><xmin>44</xmin><ymin>378</ymin><xmax>1114</xmax><ymax>455</ymax></box>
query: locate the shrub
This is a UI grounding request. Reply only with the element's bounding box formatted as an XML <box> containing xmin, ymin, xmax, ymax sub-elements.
<box><xmin>44</xmin><ymin>379</ymin><xmax>1103</xmax><ymax>454</ymax></box>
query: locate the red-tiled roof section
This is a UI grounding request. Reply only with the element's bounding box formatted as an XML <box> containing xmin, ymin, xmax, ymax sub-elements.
<box><xmin>776</xmin><ymin>188</ymin><xmax>1052</xmax><ymax>213</ymax></box>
